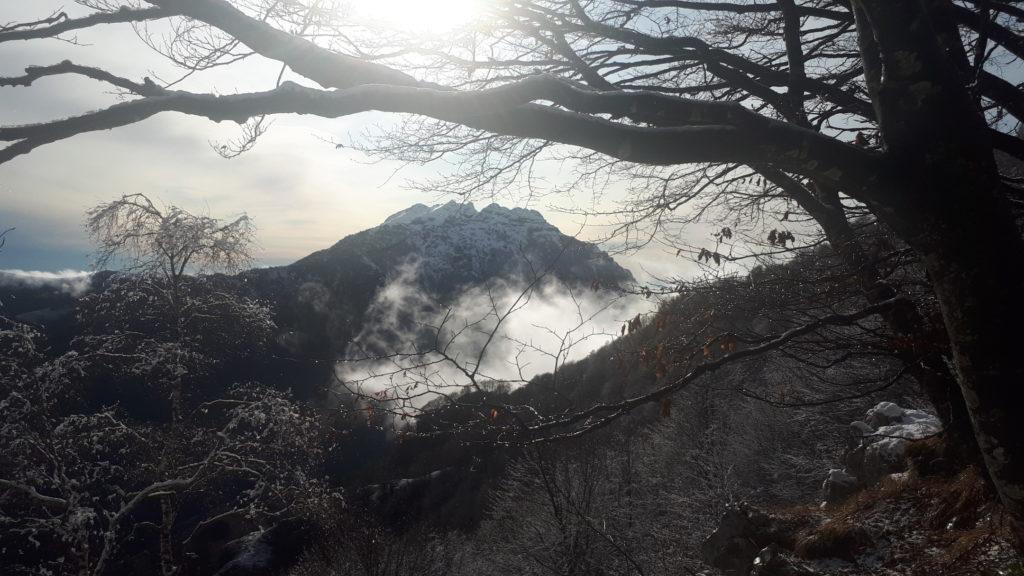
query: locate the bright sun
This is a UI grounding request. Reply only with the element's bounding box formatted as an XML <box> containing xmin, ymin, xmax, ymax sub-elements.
<box><xmin>348</xmin><ymin>0</ymin><xmax>484</xmax><ymax>34</ymax></box>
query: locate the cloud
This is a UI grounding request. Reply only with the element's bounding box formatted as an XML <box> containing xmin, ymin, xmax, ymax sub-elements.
<box><xmin>0</xmin><ymin>269</ymin><xmax>93</xmax><ymax>296</ymax></box>
<box><xmin>335</xmin><ymin>260</ymin><xmax>655</xmax><ymax>410</ymax></box>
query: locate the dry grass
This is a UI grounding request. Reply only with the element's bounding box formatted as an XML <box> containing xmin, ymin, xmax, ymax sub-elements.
<box><xmin>794</xmin><ymin>518</ymin><xmax>873</xmax><ymax>561</ymax></box>
<box><xmin>928</xmin><ymin>466</ymin><xmax>990</xmax><ymax>529</ymax></box>
<box><xmin>826</xmin><ymin>471</ymin><xmax>915</xmax><ymax>521</ymax></box>
<box><xmin>921</xmin><ymin>466</ymin><xmax>1007</xmax><ymax>571</ymax></box>
<box><xmin>788</xmin><ymin>476</ymin><xmax>909</xmax><ymax>561</ymax></box>
<box><xmin>773</xmin><ymin>439</ymin><xmax>1018</xmax><ymax>574</ymax></box>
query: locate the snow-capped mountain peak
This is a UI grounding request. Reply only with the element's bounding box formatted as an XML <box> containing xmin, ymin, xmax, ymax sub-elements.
<box><xmin>382</xmin><ymin>201</ymin><xmax>476</xmax><ymax>226</ymax></box>
<box><xmin>244</xmin><ymin>201</ymin><xmax>635</xmax><ymax>355</ymax></box>
<box><xmin>290</xmin><ymin>200</ymin><xmax>633</xmax><ymax>300</ymax></box>
<box><xmin>382</xmin><ymin>201</ymin><xmax>548</xmax><ymax>229</ymax></box>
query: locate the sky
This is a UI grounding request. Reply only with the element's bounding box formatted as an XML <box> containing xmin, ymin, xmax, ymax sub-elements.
<box><xmin>0</xmin><ymin>1</ymin><xmax>709</xmax><ymax>281</ymax></box>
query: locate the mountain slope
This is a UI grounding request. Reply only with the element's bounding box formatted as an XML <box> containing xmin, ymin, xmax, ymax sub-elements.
<box><xmin>243</xmin><ymin>201</ymin><xmax>634</xmax><ymax>359</ymax></box>
<box><xmin>4</xmin><ymin>202</ymin><xmax>633</xmax><ymax>399</ymax></box>
<box><xmin>294</xmin><ymin>201</ymin><xmax>631</xmax><ymax>295</ymax></box>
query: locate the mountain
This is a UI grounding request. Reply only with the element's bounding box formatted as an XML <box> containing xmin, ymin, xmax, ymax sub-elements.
<box><xmin>3</xmin><ymin>202</ymin><xmax>632</xmax><ymax>399</ymax></box>
<box><xmin>295</xmin><ymin>201</ymin><xmax>630</xmax><ymax>295</ymax></box>
<box><xmin>242</xmin><ymin>201</ymin><xmax>634</xmax><ymax>361</ymax></box>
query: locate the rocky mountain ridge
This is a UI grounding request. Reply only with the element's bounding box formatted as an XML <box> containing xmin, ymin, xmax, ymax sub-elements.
<box><xmin>291</xmin><ymin>200</ymin><xmax>632</xmax><ymax>296</ymax></box>
<box><xmin>240</xmin><ymin>201</ymin><xmax>634</xmax><ymax>363</ymax></box>
<box><xmin>3</xmin><ymin>202</ymin><xmax>632</xmax><ymax>345</ymax></box>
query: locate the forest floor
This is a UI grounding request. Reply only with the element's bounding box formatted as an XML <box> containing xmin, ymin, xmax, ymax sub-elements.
<box><xmin>784</xmin><ymin>442</ymin><xmax>1021</xmax><ymax>575</ymax></box>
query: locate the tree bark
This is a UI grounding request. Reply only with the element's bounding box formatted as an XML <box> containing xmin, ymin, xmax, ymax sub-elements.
<box><xmin>854</xmin><ymin>0</ymin><xmax>1024</xmax><ymax>547</ymax></box>
<box><xmin>908</xmin><ymin>183</ymin><xmax>1024</xmax><ymax>547</ymax></box>
<box><xmin>160</xmin><ymin>494</ymin><xmax>178</xmax><ymax>576</ymax></box>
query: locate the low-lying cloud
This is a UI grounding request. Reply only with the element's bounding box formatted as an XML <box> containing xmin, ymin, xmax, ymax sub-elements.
<box><xmin>335</xmin><ymin>261</ymin><xmax>655</xmax><ymax>409</ymax></box>
<box><xmin>0</xmin><ymin>269</ymin><xmax>93</xmax><ymax>297</ymax></box>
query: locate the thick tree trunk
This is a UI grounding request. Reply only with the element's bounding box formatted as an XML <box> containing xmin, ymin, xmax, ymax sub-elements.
<box><xmin>873</xmin><ymin>140</ymin><xmax>1024</xmax><ymax>552</ymax></box>
<box><xmin>854</xmin><ymin>0</ymin><xmax>1024</xmax><ymax>547</ymax></box>
<box><xmin>911</xmin><ymin>189</ymin><xmax>1024</xmax><ymax>547</ymax></box>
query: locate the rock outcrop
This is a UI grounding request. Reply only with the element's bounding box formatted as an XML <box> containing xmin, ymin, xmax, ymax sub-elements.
<box><xmin>821</xmin><ymin>402</ymin><xmax>941</xmax><ymax>505</ymax></box>
<box><xmin>700</xmin><ymin>503</ymin><xmax>808</xmax><ymax>576</ymax></box>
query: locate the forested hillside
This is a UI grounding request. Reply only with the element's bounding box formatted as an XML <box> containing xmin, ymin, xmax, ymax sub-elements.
<box><xmin>3</xmin><ymin>203</ymin><xmax>1019</xmax><ymax>575</ymax></box>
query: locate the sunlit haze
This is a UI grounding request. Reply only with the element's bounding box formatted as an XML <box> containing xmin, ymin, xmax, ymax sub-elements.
<box><xmin>0</xmin><ymin>0</ymin><xmax>699</xmax><ymax>283</ymax></box>
<box><xmin>347</xmin><ymin>0</ymin><xmax>484</xmax><ymax>33</ymax></box>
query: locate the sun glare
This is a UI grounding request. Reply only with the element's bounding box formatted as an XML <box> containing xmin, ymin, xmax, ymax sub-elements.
<box><xmin>348</xmin><ymin>0</ymin><xmax>484</xmax><ymax>34</ymax></box>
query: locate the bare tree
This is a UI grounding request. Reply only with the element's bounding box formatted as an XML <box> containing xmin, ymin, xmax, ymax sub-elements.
<box><xmin>289</xmin><ymin>517</ymin><xmax>465</xmax><ymax>576</ymax></box>
<box><xmin>86</xmin><ymin>193</ymin><xmax>254</xmax><ymax>288</ymax></box>
<box><xmin>84</xmin><ymin>193</ymin><xmax>256</xmax><ymax>418</ymax></box>
<box><xmin>3</xmin><ymin>0</ymin><xmax>1024</xmax><ymax>544</ymax></box>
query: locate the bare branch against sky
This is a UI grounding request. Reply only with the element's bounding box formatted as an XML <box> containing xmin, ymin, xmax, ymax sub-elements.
<box><xmin>0</xmin><ymin>1</ymin><xmax>689</xmax><ymax>277</ymax></box>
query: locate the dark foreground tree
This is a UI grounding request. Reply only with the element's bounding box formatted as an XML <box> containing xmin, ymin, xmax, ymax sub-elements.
<box><xmin>84</xmin><ymin>193</ymin><xmax>256</xmax><ymax>420</ymax></box>
<box><xmin>3</xmin><ymin>0</ymin><xmax>1024</xmax><ymax>546</ymax></box>
<box><xmin>0</xmin><ymin>198</ymin><xmax>334</xmax><ymax>576</ymax></box>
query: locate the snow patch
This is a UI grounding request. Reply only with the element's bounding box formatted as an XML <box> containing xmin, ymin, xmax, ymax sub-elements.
<box><xmin>382</xmin><ymin>200</ymin><xmax>477</xmax><ymax>227</ymax></box>
<box><xmin>865</xmin><ymin>401</ymin><xmax>907</xmax><ymax>428</ymax></box>
<box><xmin>824</xmin><ymin>402</ymin><xmax>943</xmax><ymax>504</ymax></box>
<box><xmin>864</xmin><ymin>406</ymin><xmax>942</xmax><ymax>471</ymax></box>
